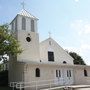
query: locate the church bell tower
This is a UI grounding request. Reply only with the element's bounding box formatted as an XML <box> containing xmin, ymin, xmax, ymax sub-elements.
<box><xmin>10</xmin><ymin>9</ymin><xmax>40</xmax><ymax>62</ymax></box>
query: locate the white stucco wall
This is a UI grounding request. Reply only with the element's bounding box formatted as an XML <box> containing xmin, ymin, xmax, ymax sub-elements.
<box><xmin>9</xmin><ymin>56</ymin><xmax>24</xmax><ymax>82</ymax></box>
<box><xmin>40</xmin><ymin>38</ymin><xmax>74</xmax><ymax>65</ymax></box>
<box><xmin>17</xmin><ymin>31</ymin><xmax>40</xmax><ymax>62</ymax></box>
<box><xmin>74</xmin><ymin>66</ymin><xmax>90</xmax><ymax>85</ymax></box>
<box><xmin>24</xmin><ymin>64</ymin><xmax>74</xmax><ymax>86</ymax></box>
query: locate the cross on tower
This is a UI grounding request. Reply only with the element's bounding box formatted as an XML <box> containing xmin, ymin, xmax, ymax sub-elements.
<box><xmin>48</xmin><ymin>31</ymin><xmax>51</xmax><ymax>38</ymax></box>
<box><xmin>21</xmin><ymin>1</ymin><xmax>25</xmax><ymax>9</ymax></box>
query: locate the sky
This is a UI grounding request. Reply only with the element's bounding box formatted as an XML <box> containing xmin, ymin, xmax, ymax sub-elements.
<box><xmin>0</xmin><ymin>0</ymin><xmax>90</xmax><ymax>65</ymax></box>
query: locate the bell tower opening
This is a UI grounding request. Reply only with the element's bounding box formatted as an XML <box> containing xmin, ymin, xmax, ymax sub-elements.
<box><xmin>31</xmin><ymin>19</ymin><xmax>35</xmax><ymax>32</ymax></box>
<box><xmin>22</xmin><ymin>17</ymin><xmax>26</xmax><ymax>30</ymax></box>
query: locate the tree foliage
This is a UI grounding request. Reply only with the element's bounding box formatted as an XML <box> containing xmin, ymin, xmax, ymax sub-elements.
<box><xmin>0</xmin><ymin>24</ymin><xmax>22</xmax><ymax>62</ymax></box>
<box><xmin>69</xmin><ymin>52</ymin><xmax>86</xmax><ymax>65</ymax></box>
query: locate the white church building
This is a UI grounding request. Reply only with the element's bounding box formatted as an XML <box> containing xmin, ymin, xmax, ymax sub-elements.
<box><xmin>9</xmin><ymin>8</ymin><xmax>90</xmax><ymax>90</ymax></box>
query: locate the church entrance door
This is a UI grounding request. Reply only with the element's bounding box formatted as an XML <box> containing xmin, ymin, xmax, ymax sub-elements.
<box><xmin>55</xmin><ymin>70</ymin><xmax>63</xmax><ymax>85</ymax></box>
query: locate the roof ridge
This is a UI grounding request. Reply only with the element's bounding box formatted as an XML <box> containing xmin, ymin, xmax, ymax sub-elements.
<box><xmin>18</xmin><ymin>9</ymin><xmax>38</xmax><ymax>20</ymax></box>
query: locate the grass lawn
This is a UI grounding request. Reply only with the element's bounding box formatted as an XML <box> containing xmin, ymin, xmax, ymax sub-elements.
<box><xmin>0</xmin><ymin>87</ymin><xmax>12</xmax><ymax>90</ymax></box>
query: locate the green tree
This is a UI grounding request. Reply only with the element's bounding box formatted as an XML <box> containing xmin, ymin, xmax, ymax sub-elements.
<box><xmin>69</xmin><ymin>52</ymin><xmax>86</xmax><ymax>65</ymax></box>
<box><xmin>0</xmin><ymin>24</ymin><xmax>22</xmax><ymax>62</ymax></box>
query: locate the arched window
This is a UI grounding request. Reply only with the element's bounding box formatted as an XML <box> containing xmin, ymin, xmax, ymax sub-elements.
<box><xmin>22</xmin><ymin>17</ymin><xmax>26</xmax><ymax>30</ymax></box>
<box><xmin>67</xmin><ymin>70</ymin><xmax>69</xmax><ymax>77</ymax></box>
<box><xmin>31</xmin><ymin>20</ymin><xmax>35</xmax><ymax>32</ymax></box>
<box><xmin>56</xmin><ymin>70</ymin><xmax>58</xmax><ymax>77</ymax></box>
<box><xmin>67</xmin><ymin>70</ymin><xmax>71</xmax><ymax>77</ymax></box>
<box><xmin>59</xmin><ymin>70</ymin><xmax>61</xmax><ymax>77</ymax></box>
<box><xmin>36</xmin><ymin>68</ymin><xmax>40</xmax><ymax>77</ymax></box>
<box><xmin>12</xmin><ymin>22</ymin><xmax>14</xmax><ymax>30</ymax></box>
<box><xmin>84</xmin><ymin>69</ymin><xmax>88</xmax><ymax>77</ymax></box>
<box><xmin>69</xmin><ymin>70</ymin><xmax>71</xmax><ymax>77</ymax></box>
<box><xmin>63</xmin><ymin>61</ymin><xmax>67</xmax><ymax>64</ymax></box>
<box><xmin>15</xmin><ymin>19</ymin><xmax>17</xmax><ymax>30</ymax></box>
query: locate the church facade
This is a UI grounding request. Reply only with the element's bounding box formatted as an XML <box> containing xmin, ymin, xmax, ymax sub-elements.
<box><xmin>9</xmin><ymin>9</ymin><xmax>90</xmax><ymax>89</ymax></box>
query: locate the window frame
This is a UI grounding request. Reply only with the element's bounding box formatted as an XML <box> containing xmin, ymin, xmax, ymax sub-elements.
<box><xmin>67</xmin><ymin>70</ymin><xmax>69</xmax><ymax>77</ymax></box>
<box><xmin>36</xmin><ymin>68</ymin><xmax>40</xmax><ymax>77</ymax></box>
<box><xmin>48</xmin><ymin>51</ymin><xmax>54</xmax><ymax>62</ymax></box>
<box><xmin>22</xmin><ymin>17</ymin><xmax>26</xmax><ymax>30</ymax></box>
<box><xmin>84</xmin><ymin>69</ymin><xmax>88</xmax><ymax>77</ymax></box>
<box><xmin>56</xmin><ymin>70</ymin><xmax>58</xmax><ymax>77</ymax></box>
<box><xmin>59</xmin><ymin>70</ymin><xmax>61</xmax><ymax>77</ymax></box>
<box><xmin>69</xmin><ymin>70</ymin><xmax>71</xmax><ymax>77</ymax></box>
<box><xmin>67</xmin><ymin>70</ymin><xmax>71</xmax><ymax>77</ymax></box>
<box><xmin>31</xmin><ymin>19</ymin><xmax>35</xmax><ymax>32</ymax></box>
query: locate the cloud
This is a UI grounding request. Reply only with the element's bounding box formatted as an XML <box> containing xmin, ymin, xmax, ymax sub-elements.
<box><xmin>70</xmin><ymin>20</ymin><xmax>90</xmax><ymax>35</ymax></box>
<box><xmin>80</xmin><ymin>44</ymin><xmax>90</xmax><ymax>57</ymax></box>
<box><xmin>81</xmin><ymin>44</ymin><xmax>90</xmax><ymax>50</ymax></box>
<box><xmin>75</xmin><ymin>0</ymin><xmax>79</xmax><ymax>2</ymax></box>
<box><xmin>80</xmin><ymin>47</ymin><xmax>90</xmax><ymax>65</ymax></box>
<box><xmin>70</xmin><ymin>20</ymin><xmax>90</xmax><ymax>65</ymax></box>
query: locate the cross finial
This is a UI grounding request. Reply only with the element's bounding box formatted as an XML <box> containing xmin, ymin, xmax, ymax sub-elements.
<box><xmin>21</xmin><ymin>1</ymin><xmax>25</xmax><ymax>9</ymax></box>
<box><xmin>48</xmin><ymin>31</ymin><xmax>51</xmax><ymax>38</ymax></box>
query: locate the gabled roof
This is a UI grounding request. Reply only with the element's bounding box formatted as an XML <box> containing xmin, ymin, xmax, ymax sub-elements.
<box><xmin>40</xmin><ymin>37</ymin><xmax>61</xmax><ymax>47</ymax></box>
<box><xmin>40</xmin><ymin>37</ymin><xmax>54</xmax><ymax>44</ymax></box>
<box><xmin>40</xmin><ymin>37</ymin><xmax>74</xmax><ymax>61</ymax></box>
<box><xmin>18</xmin><ymin>9</ymin><xmax>38</xmax><ymax>20</ymax></box>
<box><xmin>10</xmin><ymin>9</ymin><xmax>38</xmax><ymax>24</ymax></box>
